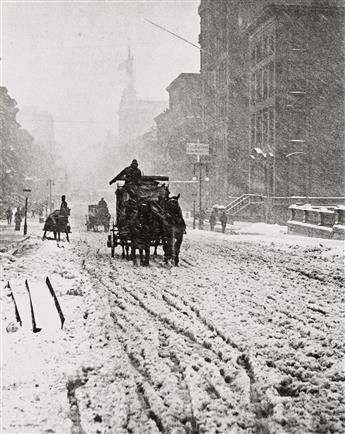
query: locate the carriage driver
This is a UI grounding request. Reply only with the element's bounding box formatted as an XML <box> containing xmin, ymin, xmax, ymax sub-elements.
<box><xmin>109</xmin><ymin>159</ymin><xmax>142</xmax><ymax>186</ymax></box>
<box><xmin>60</xmin><ymin>195</ymin><xmax>70</xmax><ymax>217</ymax></box>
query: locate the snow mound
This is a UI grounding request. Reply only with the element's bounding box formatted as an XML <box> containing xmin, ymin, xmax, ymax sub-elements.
<box><xmin>237</xmin><ymin>223</ymin><xmax>287</xmax><ymax>236</ymax></box>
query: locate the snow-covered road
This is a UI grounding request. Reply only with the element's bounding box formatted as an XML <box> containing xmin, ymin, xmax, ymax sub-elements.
<box><xmin>1</xmin><ymin>226</ymin><xmax>344</xmax><ymax>434</ymax></box>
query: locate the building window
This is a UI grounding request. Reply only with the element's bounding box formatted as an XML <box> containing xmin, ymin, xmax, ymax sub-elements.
<box><xmin>223</xmin><ymin>132</ymin><xmax>227</xmax><ymax>153</ymax></box>
<box><xmin>256</xmin><ymin>111</ymin><xmax>262</xmax><ymax>145</ymax></box>
<box><xmin>221</xmin><ymin>94</ymin><xmax>227</xmax><ymax>118</ymax></box>
<box><xmin>268</xmin><ymin>62</ymin><xmax>274</xmax><ymax>98</ymax></box>
<box><xmin>269</xmin><ymin>108</ymin><xmax>274</xmax><ymax>146</ymax></box>
<box><xmin>256</xmin><ymin>40</ymin><xmax>262</xmax><ymax>63</ymax></box>
<box><xmin>251</xmin><ymin>45</ymin><xmax>256</xmax><ymax>67</ymax></box>
<box><xmin>289</xmin><ymin>109</ymin><xmax>306</xmax><ymax>141</ymax></box>
<box><xmin>217</xmin><ymin>94</ymin><xmax>227</xmax><ymax>119</ymax></box>
<box><xmin>263</xmin><ymin>109</ymin><xmax>269</xmax><ymax>145</ymax></box>
<box><xmin>217</xmin><ymin>62</ymin><xmax>227</xmax><ymax>88</ymax></box>
<box><xmin>251</xmin><ymin>113</ymin><xmax>256</xmax><ymax>146</ymax></box>
<box><xmin>255</xmin><ymin>72</ymin><xmax>261</xmax><ymax>102</ymax></box>
<box><xmin>250</xmin><ymin>74</ymin><xmax>256</xmax><ymax>104</ymax></box>
<box><xmin>221</xmin><ymin>28</ymin><xmax>227</xmax><ymax>51</ymax></box>
<box><xmin>263</xmin><ymin>69</ymin><xmax>268</xmax><ymax>100</ymax></box>
<box><xmin>268</xmin><ymin>34</ymin><xmax>275</xmax><ymax>55</ymax></box>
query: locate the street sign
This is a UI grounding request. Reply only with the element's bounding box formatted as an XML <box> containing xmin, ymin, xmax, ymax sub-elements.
<box><xmin>186</xmin><ymin>142</ymin><xmax>209</xmax><ymax>156</ymax></box>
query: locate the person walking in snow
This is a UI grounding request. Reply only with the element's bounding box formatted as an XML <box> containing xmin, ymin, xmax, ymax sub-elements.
<box><xmin>209</xmin><ymin>210</ymin><xmax>217</xmax><ymax>231</ymax></box>
<box><xmin>220</xmin><ymin>211</ymin><xmax>228</xmax><ymax>233</ymax></box>
<box><xmin>6</xmin><ymin>207</ymin><xmax>13</xmax><ymax>225</ymax></box>
<box><xmin>14</xmin><ymin>207</ymin><xmax>22</xmax><ymax>231</ymax></box>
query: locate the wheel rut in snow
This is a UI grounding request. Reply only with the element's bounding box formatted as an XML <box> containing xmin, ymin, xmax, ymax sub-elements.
<box><xmin>78</xmin><ymin>235</ymin><xmax>345</xmax><ymax>433</ymax></box>
<box><xmin>66</xmin><ymin>375</ymin><xmax>89</xmax><ymax>434</ymax></box>
<box><xmin>108</xmin><ymin>284</ymin><xmax>198</xmax><ymax>433</ymax></box>
<box><xmin>94</xmin><ymin>266</ymin><xmax>246</xmax><ymax>433</ymax></box>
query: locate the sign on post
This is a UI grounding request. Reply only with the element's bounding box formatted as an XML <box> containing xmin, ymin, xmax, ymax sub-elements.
<box><xmin>186</xmin><ymin>142</ymin><xmax>209</xmax><ymax>156</ymax></box>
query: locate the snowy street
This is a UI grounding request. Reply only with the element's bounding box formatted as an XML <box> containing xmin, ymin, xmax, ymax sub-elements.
<box><xmin>1</xmin><ymin>223</ymin><xmax>344</xmax><ymax>434</ymax></box>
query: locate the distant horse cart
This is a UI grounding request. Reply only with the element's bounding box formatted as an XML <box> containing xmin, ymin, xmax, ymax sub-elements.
<box><xmin>86</xmin><ymin>204</ymin><xmax>111</xmax><ymax>232</ymax></box>
<box><xmin>42</xmin><ymin>210</ymin><xmax>71</xmax><ymax>242</ymax></box>
<box><xmin>107</xmin><ymin>175</ymin><xmax>186</xmax><ymax>266</ymax></box>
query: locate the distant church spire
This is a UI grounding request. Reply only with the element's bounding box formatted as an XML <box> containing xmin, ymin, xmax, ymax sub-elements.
<box><xmin>118</xmin><ymin>41</ymin><xmax>136</xmax><ymax>99</ymax></box>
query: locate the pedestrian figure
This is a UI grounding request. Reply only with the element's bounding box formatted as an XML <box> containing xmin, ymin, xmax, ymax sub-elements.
<box><xmin>220</xmin><ymin>211</ymin><xmax>228</xmax><ymax>233</ymax></box>
<box><xmin>14</xmin><ymin>207</ymin><xmax>22</xmax><ymax>231</ymax></box>
<box><xmin>6</xmin><ymin>207</ymin><xmax>13</xmax><ymax>225</ymax></box>
<box><xmin>31</xmin><ymin>209</ymin><xmax>36</xmax><ymax>218</ymax></box>
<box><xmin>209</xmin><ymin>210</ymin><xmax>217</xmax><ymax>231</ymax></box>
<box><xmin>199</xmin><ymin>209</ymin><xmax>206</xmax><ymax>229</ymax></box>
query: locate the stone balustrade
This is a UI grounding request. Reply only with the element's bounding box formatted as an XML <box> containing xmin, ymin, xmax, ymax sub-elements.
<box><xmin>288</xmin><ymin>204</ymin><xmax>345</xmax><ymax>239</ymax></box>
<box><xmin>333</xmin><ymin>206</ymin><xmax>345</xmax><ymax>239</ymax></box>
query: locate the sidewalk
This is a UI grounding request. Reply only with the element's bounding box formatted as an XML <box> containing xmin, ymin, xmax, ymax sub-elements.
<box><xmin>185</xmin><ymin>218</ymin><xmax>282</xmax><ymax>235</ymax></box>
<box><xmin>0</xmin><ymin>219</ymin><xmax>42</xmax><ymax>252</ymax></box>
<box><xmin>186</xmin><ymin>219</ymin><xmax>344</xmax><ymax>251</ymax></box>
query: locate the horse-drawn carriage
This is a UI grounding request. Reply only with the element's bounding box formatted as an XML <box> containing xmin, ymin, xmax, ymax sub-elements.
<box><xmin>86</xmin><ymin>203</ymin><xmax>111</xmax><ymax>232</ymax></box>
<box><xmin>42</xmin><ymin>209</ymin><xmax>71</xmax><ymax>241</ymax></box>
<box><xmin>107</xmin><ymin>176</ymin><xmax>185</xmax><ymax>266</ymax></box>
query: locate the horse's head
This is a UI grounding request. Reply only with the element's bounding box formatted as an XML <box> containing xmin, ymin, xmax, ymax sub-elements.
<box><xmin>167</xmin><ymin>194</ymin><xmax>181</xmax><ymax>216</ymax></box>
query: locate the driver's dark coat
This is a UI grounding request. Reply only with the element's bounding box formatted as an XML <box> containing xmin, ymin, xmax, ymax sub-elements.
<box><xmin>109</xmin><ymin>166</ymin><xmax>142</xmax><ymax>185</ymax></box>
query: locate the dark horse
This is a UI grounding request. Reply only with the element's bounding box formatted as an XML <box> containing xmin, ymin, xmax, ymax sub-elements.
<box><xmin>42</xmin><ymin>210</ymin><xmax>70</xmax><ymax>242</ymax></box>
<box><xmin>129</xmin><ymin>201</ymin><xmax>154</xmax><ymax>266</ymax></box>
<box><xmin>117</xmin><ymin>199</ymin><xmax>136</xmax><ymax>260</ymax></box>
<box><xmin>162</xmin><ymin>194</ymin><xmax>186</xmax><ymax>266</ymax></box>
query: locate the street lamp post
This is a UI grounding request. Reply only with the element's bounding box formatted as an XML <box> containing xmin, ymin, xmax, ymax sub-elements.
<box><xmin>191</xmin><ymin>192</ymin><xmax>197</xmax><ymax>229</ymax></box>
<box><xmin>47</xmin><ymin>179</ymin><xmax>55</xmax><ymax>213</ymax></box>
<box><xmin>193</xmin><ymin>156</ymin><xmax>209</xmax><ymax>229</ymax></box>
<box><xmin>23</xmin><ymin>188</ymin><xmax>32</xmax><ymax>236</ymax></box>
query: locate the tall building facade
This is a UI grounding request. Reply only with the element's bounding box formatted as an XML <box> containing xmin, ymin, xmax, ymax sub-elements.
<box><xmin>199</xmin><ymin>0</ymin><xmax>252</xmax><ymax>205</ymax></box>
<box><xmin>154</xmin><ymin>73</ymin><xmax>202</xmax><ymax>210</ymax></box>
<box><xmin>248</xmin><ymin>4</ymin><xmax>345</xmax><ymax>197</ymax></box>
<box><xmin>0</xmin><ymin>87</ymin><xmax>55</xmax><ymax>209</ymax></box>
<box><xmin>0</xmin><ymin>87</ymin><xmax>21</xmax><ymax>207</ymax></box>
<box><xmin>198</xmin><ymin>0</ymin><xmax>345</xmax><ymax>205</ymax></box>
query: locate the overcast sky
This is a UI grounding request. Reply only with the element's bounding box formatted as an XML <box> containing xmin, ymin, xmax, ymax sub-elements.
<box><xmin>1</xmin><ymin>0</ymin><xmax>200</xmax><ymax>157</ymax></box>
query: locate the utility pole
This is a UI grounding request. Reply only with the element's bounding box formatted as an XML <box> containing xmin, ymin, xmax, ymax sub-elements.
<box><xmin>192</xmin><ymin>194</ymin><xmax>196</xmax><ymax>229</ymax></box>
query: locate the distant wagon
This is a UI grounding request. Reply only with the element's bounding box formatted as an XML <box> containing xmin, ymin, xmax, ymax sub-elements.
<box><xmin>86</xmin><ymin>204</ymin><xmax>111</xmax><ymax>232</ymax></box>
